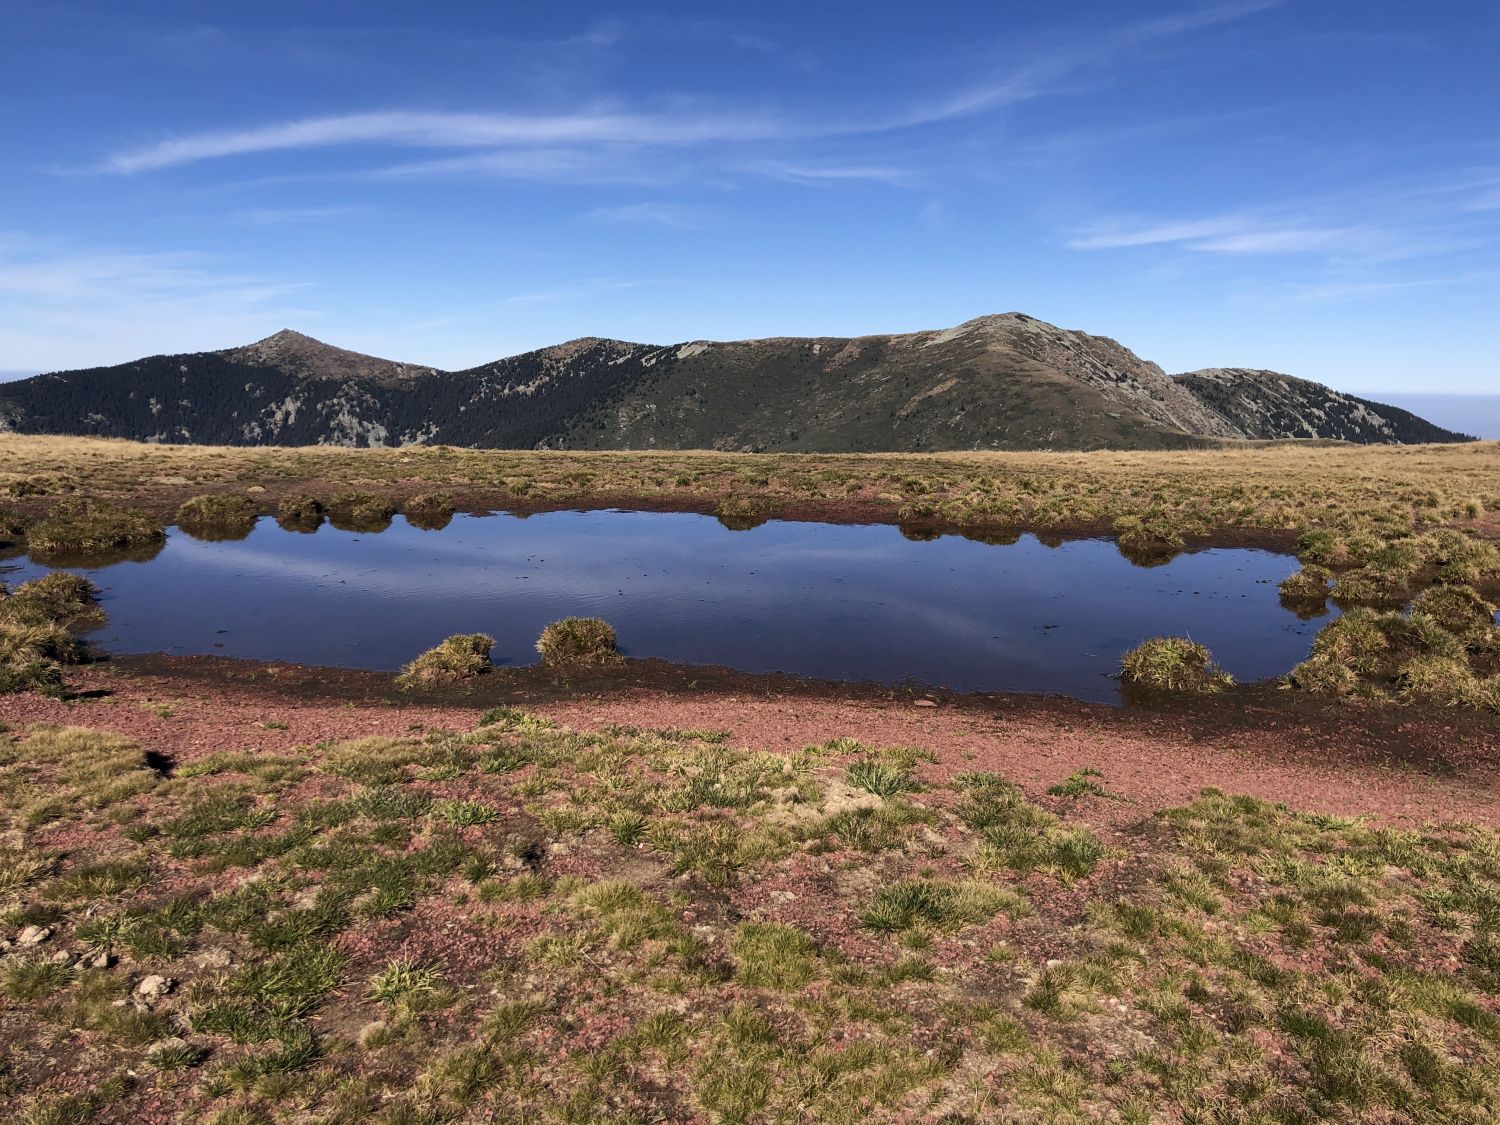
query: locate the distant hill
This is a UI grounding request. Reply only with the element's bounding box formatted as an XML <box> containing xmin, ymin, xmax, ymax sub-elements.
<box><xmin>1360</xmin><ymin>393</ymin><xmax>1500</xmax><ymax>441</ymax></box>
<box><xmin>1172</xmin><ymin>368</ymin><xmax>1474</xmax><ymax>445</ymax></box>
<box><xmin>0</xmin><ymin>315</ymin><xmax>1473</xmax><ymax>451</ymax></box>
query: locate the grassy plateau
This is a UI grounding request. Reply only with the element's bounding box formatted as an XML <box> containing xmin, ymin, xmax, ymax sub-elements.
<box><xmin>0</xmin><ymin>715</ymin><xmax>1497</xmax><ymax>1123</ymax></box>
<box><xmin>0</xmin><ymin>435</ymin><xmax>1497</xmax><ymax>1121</ymax></box>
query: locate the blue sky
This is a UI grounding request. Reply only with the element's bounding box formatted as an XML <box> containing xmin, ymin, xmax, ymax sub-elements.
<box><xmin>2</xmin><ymin>1</ymin><xmax>1497</xmax><ymax>393</ymax></box>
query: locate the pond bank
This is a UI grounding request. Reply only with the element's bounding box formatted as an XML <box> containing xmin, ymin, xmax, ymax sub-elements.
<box><xmin>6</xmin><ymin>652</ymin><xmax>1496</xmax><ymax>826</ymax></box>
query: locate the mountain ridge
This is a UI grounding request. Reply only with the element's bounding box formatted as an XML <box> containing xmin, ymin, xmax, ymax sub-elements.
<box><xmin>0</xmin><ymin>314</ymin><xmax>1474</xmax><ymax>451</ymax></box>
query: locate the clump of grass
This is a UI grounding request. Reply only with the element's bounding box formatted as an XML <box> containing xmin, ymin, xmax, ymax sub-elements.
<box><xmin>27</xmin><ymin>499</ymin><xmax>164</xmax><ymax>561</ymax></box>
<box><xmin>327</xmin><ymin>491</ymin><xmax>395</xmax><ymax>532</ymax></box>
<box><xmin>403</xmin><ymin>493</ymin><xmax>454</xmax><ymax>531</ymax></box>
<box><xmin>428</xmin><ymin>798</ymin><xmax>498</xmax><ymax>827</ymax></box>
<box><xmin>176</xmin><ymin>493</ymin><xmax>258</xmax><ymax>540</ymax></box>
<box><xmin>1279</xmin><ymin>565</ymin><xmax>1332</xmax><ymax>603</ymax></box>
<box><xmin>954</xmin><ymin>772</ymin><xmax>1106</xmax><ymax>879</ymax></box>
<box><xmin>1119</xmin><ymin>637</ymin><xmax>1233</xmax><ymax>694</ymax></box>
<box><xmin>395</xmin><ymin>634</ymin><xmax>494</xmax><ymax>690</ymax></box>
<box><xmin>276</xmin><ymin>494</ymin><xmax>324</xmax><ymax>532</ymax></box>
<box><xmin>845</xmin><ymin>759</ymin><xmax>916</xmax><ymax>798</ymax></box>
<box><xmin>1330</xmin><ymin>566</ymin><xmax>1409</xmax><ymax>607</ymax></box>
<box><xmin>1112</xmin><ymin>513</ymin><xmax>1185</xmax><ymax>554</ymax></box>
<box><xmin>1396</xmin><ymin>655</ymin><xmax>1483</xmax><ymax>708</ymax></box>
<box><xmin>367</xmin><ymin>958</ymin><xmax>445</xmax><ymax>1006</ymax></box>
<box><xmin>0</xmin><ymin>574</ymin><xmax>105</xmax><ymax>695</ymax></box>
<box><xmin>1289</xmin><ymin>600</ymin><xmax>1498</xmax><ymax>710</ymax></box>
<box><xmin>5</xmin><ymin>572</ymin><xmax>103</xmax><ymax>630</ymax></box>
<box><xmin>860</xmin><ymin>878</ymin><xmax>1017</xmax><ymax>934</ymax></box>
<box><xmin>1047</xmin><ymin>768</ymin><xmax>1110</xmax><ymax>799</ymax></box>
<box><xmin>732</xmin><ymin>922</ymin><xmax>819</xmax><ymax>989</ymax></box>
<box><xmin>1410</xmin><ymin>585</ymin><xmax>1497</xmax><ymax>641</ymax></box>
<box><xmin>536</xmin><ymin>617</ymin><xmax>622</xmax><ymax>668</ymax></box>
<box><xmin>1</xmin><ymin>959</ymin><xmax>72</xmax><ymax>1001</ymax></box>
<box><xmin>0</xmin><ymin>505</ymin><xmax>32</xmax><ymax>544</ymax></box>
<box><xmin>716</xmin><ymin>496</ymin><xmax>767</xmax><ymax>531</ymax></box>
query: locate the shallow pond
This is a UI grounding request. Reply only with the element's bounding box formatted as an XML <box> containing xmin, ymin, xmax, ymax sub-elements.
<box><xmin>5</xmin><ymin>510</ymin><xmax>1330</xmax><ymax>704</ymax></box>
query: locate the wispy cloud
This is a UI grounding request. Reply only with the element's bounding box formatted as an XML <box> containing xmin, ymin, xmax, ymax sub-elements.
<box><xmin>98</xmin><ymin>3</ymin><xmax>1281</xmax><ymax>180</ymax></box>
<box><xmin>370</xmin><ymin>146</ymin><xmax>672</xmax><ymax>185</ymax></box>
<box><xmin>103</xmin><ymin>109</ymin><xmax>796</xmax><ymax>174</ymax></box>
<box><xmin>1068</xmin><ymin>215</ymin><xmax>1361</xmax><ymax>255</ymax></box>
<box><xmin>743</xmin><ymin>161</ymin><xmax>913</xmax><ymax>187</ymax></box>
<box><xmin>583</xmin><ymin>203</ymin><xmax>711</xmax><ymax>229</ymax></box>
<box><xmin>1067</xmin><ymin>168</ymin><xmax>1500</xmax><ymax>266</ymax></box>
<box><xmin>497</xmin><ymin>278</ymin><xmax>651</xmax><ymax>306</ymax></box>
<box><xmin>232</xmin><ymin>205</ymin><xmax>354</xmax><ymax>225</ymax></box>
<box><xmin>897</xmin><ymin>0</ymin><xmax>1282</xmax><ymax>126</ymax></box>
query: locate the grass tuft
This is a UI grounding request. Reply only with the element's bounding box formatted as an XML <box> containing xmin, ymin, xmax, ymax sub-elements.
<box><xmin>536</xmin><ymin>617</ymin><xmax>623</xmax><ymax>668</ymax></box>
<box><xmin>1120</xmin><ymin>636</ymin><xmax>1234</xmax><ymax>694</ymax></box>
<box><xmin>395</xmin><ymin>633</ymin><xmax>494</xmax><ymax>690</ymax></box>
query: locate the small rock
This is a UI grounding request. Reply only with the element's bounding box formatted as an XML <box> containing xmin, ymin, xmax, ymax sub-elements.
<box><xmin>358</xmin><ymin>1021</ymin><xmax>388</xmax><ymax>1048</ymax></box>
<box><xmin>48</xmin><ymin>950</ymin><xmax>73</xmax><ymax>965</ymax></box>
<box><xmin>193</xmin><ymin>948</ymin><xmax>231</xmax><ymax>970</ymax></box>
<box><xmin>147</xmin><ymin>1036</ymin><xmax>189</xmax><ymax>1056</ymax></box>
<box><xmin>913</xmin><ymin>698</ymin><xmax>939</xmax><ymax>708</ymax></box>
<box><xmin>86</xmin><ymin>951</ymin><xmax>113</xmax><ymax>969</ymax></box>
<box><xmin>1045</xmin><ymin>958</ymin><xmax>1063</xmax><ymax>969</ymax></box>
<box><xmin>245</xmin><ymin>485</ymin><xmax>267</xmax><ymax>494</ymax></box>
<box><xmin>17</xmin><ymin>925</ymin><xmax>52</xmax><ymax>946</ymax></box>
<box><xmin>135</xmin><ymin>974</ymin><xmax>174</xmax><ymax>1000</ymax></box>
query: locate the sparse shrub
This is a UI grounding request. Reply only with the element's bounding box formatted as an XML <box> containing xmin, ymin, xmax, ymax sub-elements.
<box><xmin>536</xmin><ymin>617</ymin><xmax>622</xmax><ymax>668</ymax></box>
<box><xmin>276</xmin><ymin>494</ymin><xmax>324</xmax><ymax>532</ymax></box>
<box><xmin>1119</xmin><ymin>637</ymin><xmax>1233</xmax><ymax>694</ymax></box>
<box><xmin>176</xmin><ymin>493</ymin><xmax>258</xmax><ymax>539</ymax></box>
<box><xmin>404</xmin><ymin>493</ymin><xmax>454</xmax><ymax>531</ymax></box>
<box><xmin>395</xmin><ymin>634</ymin><xmax>494</xmax><ymax>690</ymax></box>
<box><xmin>28</xmin><ymin>499</ymin><xmax>164</xmax><ymax>561</ymax></box>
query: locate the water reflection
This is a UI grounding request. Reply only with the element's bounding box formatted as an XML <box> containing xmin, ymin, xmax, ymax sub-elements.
<box><xmin>5</xmin><ymin>511</ymin><xmax>1330</xmax><ymax>704</ymax></box>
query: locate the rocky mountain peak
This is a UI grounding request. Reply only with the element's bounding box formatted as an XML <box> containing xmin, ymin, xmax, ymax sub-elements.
<box><xmin>221</xmin><ymin>330</ymin><xmax>430</xmax><ymax>385</ymax></box>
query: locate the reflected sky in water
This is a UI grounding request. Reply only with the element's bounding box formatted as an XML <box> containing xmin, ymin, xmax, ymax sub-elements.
<box><xmin>4</xmin><ymin>511</ymin><xmax>1328</xmax><ymax>704</ymax></box>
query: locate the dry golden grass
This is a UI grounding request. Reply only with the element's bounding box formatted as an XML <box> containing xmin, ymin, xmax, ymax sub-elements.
<box><xmin>2</xmin><ymin>435</ymin><xmax>1497</xmax><ymax>539</ymax></box>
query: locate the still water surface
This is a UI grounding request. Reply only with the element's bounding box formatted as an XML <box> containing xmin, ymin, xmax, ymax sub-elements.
<box><xmin>6</xmin><ymin>511</ymin><xmax>1329</xmax><ymax>704</ymax></box>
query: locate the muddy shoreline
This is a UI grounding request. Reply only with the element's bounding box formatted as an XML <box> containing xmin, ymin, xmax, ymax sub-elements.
<box><xmin>61</xmin><ymin>649</ymin><xmax>1500</xmax><ymax>782</ymax></box>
